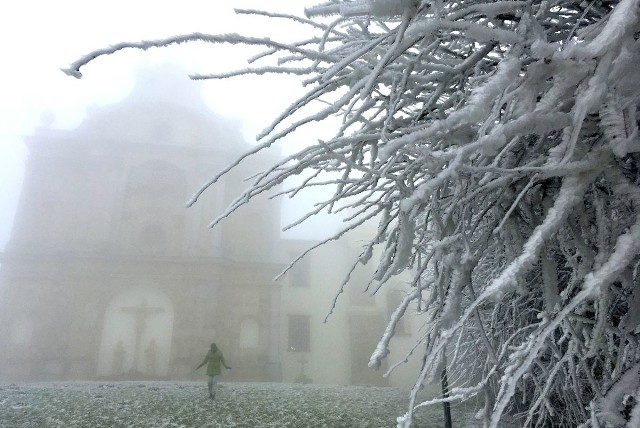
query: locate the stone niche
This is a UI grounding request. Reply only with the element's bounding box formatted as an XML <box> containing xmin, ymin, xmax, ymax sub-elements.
<box><xmin>97</xmin><ymin>287</ymin><xmax>174</xmax><ymax>379</ymax></box>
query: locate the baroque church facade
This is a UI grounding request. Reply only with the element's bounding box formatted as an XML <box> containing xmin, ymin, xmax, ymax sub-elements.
<box><xmin>0</xmin><ymin>65</ymin><xmax>419</xmax><ymax>387</ymax></box>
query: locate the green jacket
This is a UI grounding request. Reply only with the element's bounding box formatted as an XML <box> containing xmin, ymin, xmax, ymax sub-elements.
<box><xmin>200</xmin><ymin>348</ymin><xmax>229</xmax><ymax>376</ymax></box>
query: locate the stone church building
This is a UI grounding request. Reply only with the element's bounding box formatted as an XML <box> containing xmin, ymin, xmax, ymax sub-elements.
<box><xmin>0</xmin><ymin>65</ymin><xmax>419</xmax><ymax>387</ymax></box>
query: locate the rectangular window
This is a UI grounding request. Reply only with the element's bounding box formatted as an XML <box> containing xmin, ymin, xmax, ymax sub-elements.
<box><xmin>287</xmin><ymin>314</ymin><xmax>310</xmax><ymax>352</ymax></box>
<box><xmin>288</xmin><ymin>254</ymin><xmax>309</xmax><ymax>287</ymax></box>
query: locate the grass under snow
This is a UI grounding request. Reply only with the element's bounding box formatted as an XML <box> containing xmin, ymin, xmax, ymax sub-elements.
<box><xmin>0</xmin><ymin>381</ymin><xmax>481</xmax><ymax>427</ymax></box>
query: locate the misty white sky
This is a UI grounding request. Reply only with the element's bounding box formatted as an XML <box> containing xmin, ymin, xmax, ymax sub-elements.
<box><xmin>0</xmin><ymin>0</ymin><xmax>341</xmax><ymax>249</ymax></box>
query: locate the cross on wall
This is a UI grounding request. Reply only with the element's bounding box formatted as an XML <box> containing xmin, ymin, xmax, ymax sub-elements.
<box><xmin>121</xmin><ymin>299</ymin><xmax>163</xmax><ymax>371</ymax></box>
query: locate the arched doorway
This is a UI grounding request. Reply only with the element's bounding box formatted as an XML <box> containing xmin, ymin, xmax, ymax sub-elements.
<box><xmin>97</xmin><ymin>287</ymin><xmax>174</xmax><ymax>378</ymax></box>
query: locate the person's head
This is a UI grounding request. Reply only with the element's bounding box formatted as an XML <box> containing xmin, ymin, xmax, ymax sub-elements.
<box><xmin>210</xmin><ymin>342</ymin><xmax>217</xmax><ymax>351</ymax></box>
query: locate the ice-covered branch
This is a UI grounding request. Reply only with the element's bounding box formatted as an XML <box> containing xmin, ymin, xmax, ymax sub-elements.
<box><xmin>62</xmin><ymin>32</ymin><xmax>332</xmax><ymax>79</ymax></box>
<box><xmin>66</xmin><ymin>1</ymin><xmax>640</xmax><ymax>426</ymax></box>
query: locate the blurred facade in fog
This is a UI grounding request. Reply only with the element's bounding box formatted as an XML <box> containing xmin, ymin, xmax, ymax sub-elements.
<box><xmin>0</xmin><ymin>64</ymin><xmax>419</xmax><ymax>387</ymax></box>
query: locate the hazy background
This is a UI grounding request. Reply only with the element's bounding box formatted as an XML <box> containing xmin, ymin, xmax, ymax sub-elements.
<box><xmin>0</xmin><ymin>0</ymin><xmax>339</xmax><ymax>250</ymax></box>
<box><xmin>0</xmin><ymin>2</ymin><xmax>428</xmax><ymax>389</ymax></box>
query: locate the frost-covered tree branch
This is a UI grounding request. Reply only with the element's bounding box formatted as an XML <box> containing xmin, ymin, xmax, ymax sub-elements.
<box><xmin>66</xmin><ymin>1</ymin><xmax>640</xmax><ymax>426</ymax></box>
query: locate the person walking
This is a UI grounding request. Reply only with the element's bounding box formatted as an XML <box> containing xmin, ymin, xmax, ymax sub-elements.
<box><xmin>196</xmin><ymin>342</ymin><xmax>231</xmax><ymax>399</ymax></box>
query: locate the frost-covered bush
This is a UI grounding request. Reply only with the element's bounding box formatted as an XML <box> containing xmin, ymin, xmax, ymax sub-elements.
<box><xmin>65</xmin><ymin>1</ymin><xmax>640</xmax><ymax>426</ymax></box>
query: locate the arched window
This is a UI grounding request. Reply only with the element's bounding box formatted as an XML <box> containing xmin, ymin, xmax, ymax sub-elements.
<box><xmin>121</xmin><ymin>160</ymin><xmax>188</xmax><ymax>252</ymax></box>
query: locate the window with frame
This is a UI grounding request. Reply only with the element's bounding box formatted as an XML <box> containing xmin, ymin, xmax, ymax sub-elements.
<box><xmin>287</xmin><ymin>314</ymin><xmax>310</xmax><ymax>352</ymax></box>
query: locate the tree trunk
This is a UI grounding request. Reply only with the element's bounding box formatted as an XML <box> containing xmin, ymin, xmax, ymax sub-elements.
<box><xmin>442</xmin><ymin>357</ymin><xmax>453</xmax><ymax>428</ymax></box>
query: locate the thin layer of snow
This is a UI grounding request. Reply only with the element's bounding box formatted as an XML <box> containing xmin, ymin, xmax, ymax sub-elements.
<box><xmin>0</xmin><ymin>381</ymin><xmax>483</xmax><ymax>428</ymax></box>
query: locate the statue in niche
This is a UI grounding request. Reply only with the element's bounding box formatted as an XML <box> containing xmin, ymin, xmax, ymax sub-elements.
<box><xmin>121</xmin><ymin>299</ymin><xmax>163</xmax><ymax>373</ymax></box>
<box><xmin>145</xmin><ymin>339</ymin><xmax>158</xmax><ymax>376</ymax></box>
<box><xmin>112</xmin><ymin>340</ymin><xmax>125</xmax><ymax>377</ymax></box>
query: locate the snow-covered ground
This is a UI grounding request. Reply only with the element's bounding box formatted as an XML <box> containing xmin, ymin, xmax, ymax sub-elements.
<box><xmin>0</xmin><ymin>381</ymin><xmax>481</xmax><ymax>427</ymax></box>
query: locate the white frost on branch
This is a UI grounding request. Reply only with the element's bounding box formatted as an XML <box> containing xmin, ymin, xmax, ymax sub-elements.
<box><xmin>66</xmin><ymin>1</ymin><xmax>640</xmax><ymax>426</ymax></box>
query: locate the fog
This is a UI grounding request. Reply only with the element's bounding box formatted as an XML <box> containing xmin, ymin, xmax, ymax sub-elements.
<box><xmin>0</xmin><ymin>56</ymin><xmax>421</xmax><ymax>388</ymax></box>
<box><xmin>0</xmin><ymin>0</ymin><xmax>330</xmax><ymax>250</ymax></box>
